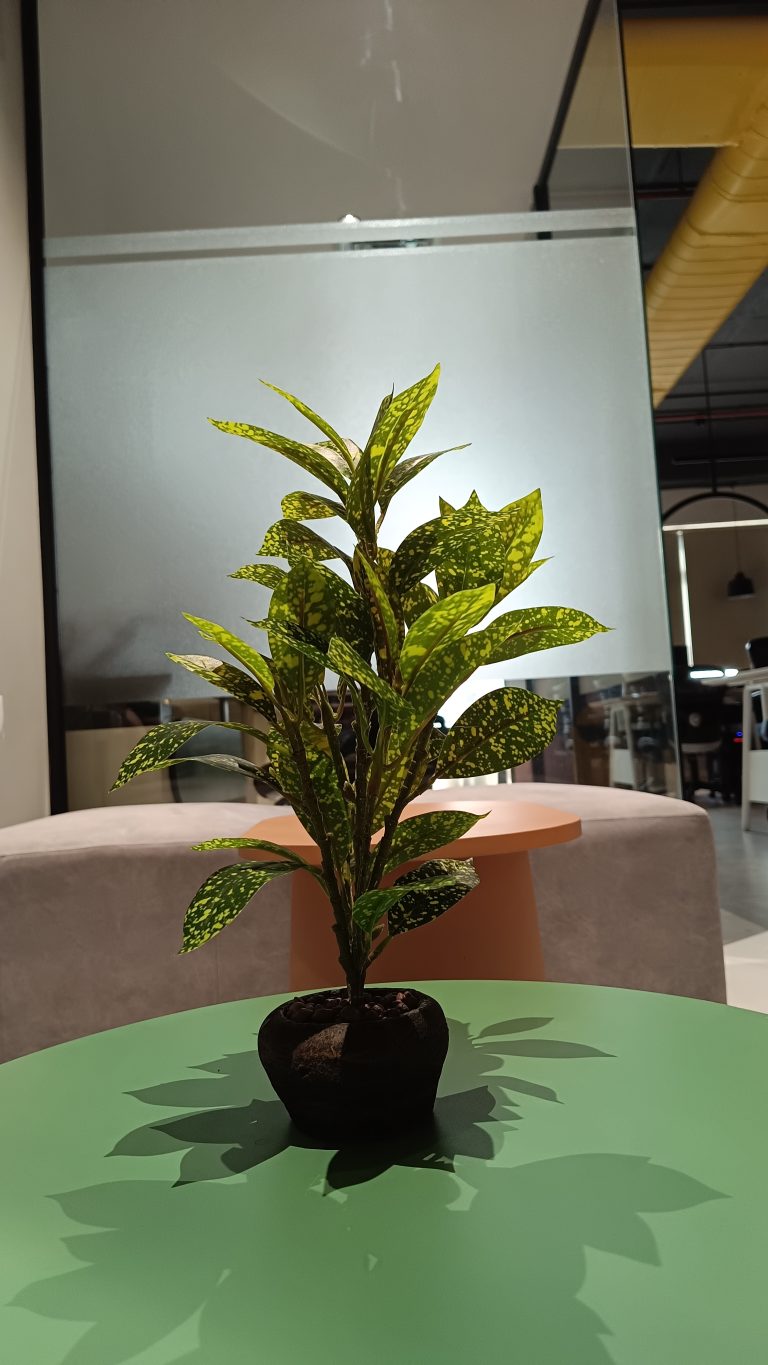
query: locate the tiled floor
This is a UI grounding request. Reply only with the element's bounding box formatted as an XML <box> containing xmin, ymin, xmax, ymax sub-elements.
<box><xmin>706</xmin><ymin>801</ymin><xmax>768</xmax><ymax>1013</ymax></box>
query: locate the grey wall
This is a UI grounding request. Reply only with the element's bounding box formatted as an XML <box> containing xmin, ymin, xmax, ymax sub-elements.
<box><xmin>0</xmin><ymin>0</ymin><xmax>49</xmax><ymax>826</ymax></box>
<box><xmin>37</xmin><ymin>0</ymin><xmax>586</xmax><ymax>235</ymax></box>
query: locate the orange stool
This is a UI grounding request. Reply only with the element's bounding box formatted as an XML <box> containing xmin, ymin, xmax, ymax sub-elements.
<box><xmin>240</xmin><ymin>796</ymin><xmax>580</xmax><ymax>990</ymax></box>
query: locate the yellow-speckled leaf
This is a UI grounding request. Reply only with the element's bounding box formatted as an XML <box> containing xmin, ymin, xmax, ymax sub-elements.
<box><xmin>281</xmin><ymin>491</ymin><xmax>344</xmax><ymax>521</ymax></box>
<box><xmin>183</xmin><ymin>615</ymin><xmax>274</xmax><ymax>693</ymax></box>
<box><xmin>401</xmin><ymin>581</ymin><xmax>438</xmax><ymax>626</ymax></box>
<box><xmin>314</xmin><ymin>566</ymin><xmax>374</xmax><ymax>659</ymax></box>
<box><xmin>391</xmin><ymin>518</ymin><xmax>442</xmax><ymax>596</ymax></box>
<box><xmin>326</xmin><ymin>636</ymin><xmax>413</xmax><ymax>720</ymax></box>
<box><xmin>351</xmin><ymin>866</ymin><xmax>472</xmax><ymax>934</ymax></box>
<box><xmin>111</xmin><ymin>719</ymin><xmax>265</xmax><ymax>791</ymax></box>
<box><xmin>438</xmin><ymin>687</ymin><xmax>562</xmax><ymax>778</ymax></box>
<box><xmin>495</xmin><ymin>556</ymin><xmax>548</xmax><ymax>606</ymax></box>
<box><xmin>181</xmin><ymin>862</ymin><xmax>294</xmax><ymax>952</ymax></box>
<box><xmin>193</xmin><ymin>836</ymin><xmax>322</xmax><ymax>881</ymax></box>
<box><xmin>388</xmin><ymin>857</ymin><xmax>479</xmax><ymax>935</ymax></box>
<box><xmin>345</xmin><ymin>445</ymin><xmax>376</xmax><ymax>542</ymax></box>
<box><xmin>259</xmin><ymin>381</ymin><xmax>352</xmax><ymax>465</ymax></box>
<box><xmin>369</xmin><ymin>364</ymin><xmax>441</xmax><ymax>498</ymax></box>
<box><xmin>404</xmin><ymin>631</ymin><xmax>493</xmax><ymax>722</ymax></box>
<box><xmin>268</xmin><ymin>560</ymin><xmax>337</xmax><ymax>701</ymax></box>
<box><xmin>379</xmin><ymin>444</ymin><xmax>469</xmax><ymax>512</ymax></box>
<box><xmin>208</xmin><ymin>419</ymin><xmax>348</xmax><ymax>498</ymax></box>
<box><xmin>382</xmin><ymin>808</ymin><xmax>487</xmax><ymax>873</ymax></box>
<box><xmin>356</xmin><ymin>549</ymin><xmax>400</xmax><ymax>669</ymax></box>
<box><xmin>435</xmin><ymin>492</ymin><xmax>507</xmax><ymax>597</ymax></box>
<box><xmin>229</xmin><ymin>563</ymin><xmax>286</xmax><ymax>590</ymax></box>
<box><xmin>166</xmin><ymin>654</ymin><xmax>276</xmax><ymax>721</ymax></box>
<box><xmin>496</xmin><ymin>490</ymin><xmax>544</xmax><ymax>596</ymax></box>
<box><xmin>258</xmin><ymin>519</ymin><xmax>351</xmax><ymax>568</ymax></box>
<box><xmin>400</xmin><ymin>584</ymin><xmax>495</xmax><ymax>687</ymax></box>
<box><xmin>477</xmin><ymin>605</ymin><xmax>608</xmax><ymax>666</ymax></box>
<box><xmin>266</xmin><ymin>731</ymin><xmax>351</xmax><ymax>862</ymax></box>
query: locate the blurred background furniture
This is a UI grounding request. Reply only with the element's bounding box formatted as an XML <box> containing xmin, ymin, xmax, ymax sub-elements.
<box><xmin>0</xmin><ymin>784</ymin><xmax>724</xmax><ymax>1061</ymax></box>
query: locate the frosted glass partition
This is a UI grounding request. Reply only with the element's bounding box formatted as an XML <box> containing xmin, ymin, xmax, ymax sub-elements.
<box><xmin>45</xmin><ymin>208</ymin><xmax>669</xmax><ymax>719</ymax></box>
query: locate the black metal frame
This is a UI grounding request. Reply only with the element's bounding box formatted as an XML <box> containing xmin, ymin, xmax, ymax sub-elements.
<box><xmin>532</xmin><ymin>0</ymin><xmax>602</xmax><ymax>212</ymax></box>
<box><xmin>20</xmin><ymin>0</ymin><xmax>68</xmax><ymax>812</ymax></box>
<box><xmin>662</xmin><ymin>491</ymin><xmax>768</xmax><ymax>523</ymax></box>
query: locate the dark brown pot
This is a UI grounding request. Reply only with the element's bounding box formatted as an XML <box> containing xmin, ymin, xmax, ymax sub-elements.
<box><xmin>257</xmin><ymin>988</ymin><xmax>449</xmax><ymax>1140</ymax></box>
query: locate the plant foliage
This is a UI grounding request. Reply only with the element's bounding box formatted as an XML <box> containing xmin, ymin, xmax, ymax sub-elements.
<box><xmin>113</xmin><ymin>367</ymin><xmax>607</xmax><ymax>1001</ymax></box>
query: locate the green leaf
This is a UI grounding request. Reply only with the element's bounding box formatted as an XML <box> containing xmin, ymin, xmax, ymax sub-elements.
<box><xmin>496</xmin><ymin>556</ymin><xmax>548</xmax><ymax>605</ymax></box>
<box><xmin>356</xmin><ymin>549</ymin><xmax>401</xmax><ymax>668</ymax></box>
<box><xmin>181</xmin><ymin>862</ymin><xmax>294</xmax><ymax>953</ymax></box>
<box><xmin>208</xmin><ymin>419</ymin><xmax>348</xmax><ymax>498</ymax></box>
<box><xmin>259</xmin><ymin>380</ymin><xmax>352</xmax><ymax>465</ymax></box>
<box><xmin>345</xmin><ymin>445</ymin><xmax>376</xmax><ymax>542</ymax></box>
<box><xmin>111</xmin><ymin>719</ymin><xmax>264</xmax><ymax>791</ymax></box>
<box><xmin>434</xmin><ymin>492</ymin><xmax>508</xmax><ymax>597</ymax></box>
<box><xmin>183</xmin><ymin>615</ymin><xmax>274</xmax><ymax>693</ymax></box>
<box><xmin>326</xmin><ymin>636</ymin><xmax>413</xmax><ymax>719</ymax></box>
<box><xmin>281</xmin><ymin>491</ymin><xmax>344</xmax><ymax>521</ymax></box>
<box><xmin>369</xmin><ymin>364</ymin><xmax>441</xmax><ymax>498</ymax></box>
<box><xmin>229</xmin><ymin>563</ymin><xmax>286</xmax><ymax>590</ymax></box>
<box><xmin>388</xmin><ymin>857</ymin><xmax>479</xmax><ymax>935</ymax></box>
<box><xmin>166</xmin><ymin>654</ymin><xmax>276</xmax><ymax>722</ymax></box>
<box><xmin>401</xmin><ymin>581</ymin><xmax>438</xmax><ymax>627</ymax></box>
<box><xmin>437</xmin><ymin>687</ymin><xmax>562</xmax><ymax>778</ymax></box>
<box><xmin>379</xmin><ymin>444</ymin><xmax>469</xmax><ymax>512</ymax></box>
<box><xmin>193</xmin><ymin>836</ymin><xmax>319</xmax><ymax>877</ymax></box>
<box><xmin>351</xmin><ymin>862</ymin><xmax>477</xmax><ymax>934</ymax></box>
<box><xmin>391</xmin><ymin>517</ymin><xmax>442</xmax><ymax>597</ymax></box>
<box><xmin>314</xmin><ymin>566</ymin><xmax>374</xmax><ymax>660</ymax></box>
<box><xmin>266</xmin><ymin>732</ymin><xmax>351</xmax><ymax>864</ymax></box>
<box><xmin>498</xmin><ymin>488</ymin><xmax>543</xmax><ymax>590</ymax></box>
<box><xmin>400</xmin><ymin>584</ymin><xmax>495</xmax><ymax>687</ymax></box>
<box><xmin>382</xmin><ymin>808</ymin><xmax>487</xmax><ymax>873</ymax></box>
<box><xmin>403</xmin><ymin>632</ymin><xmax>492</xmax><ymax>723</ymax></box>
<box><xmin>267</xmin><ymin>560</ymin><xmax>337</xmax><ymax>701</ymax></box>
<box><xmin>473</xmin><ymin>605</ymin><xmax>609</xmax><ymax>667</ymax></box>
<box><xmin>258</xmin><ymin>519</ymin><xmax>352</xmax><ymax>568</ymax></box>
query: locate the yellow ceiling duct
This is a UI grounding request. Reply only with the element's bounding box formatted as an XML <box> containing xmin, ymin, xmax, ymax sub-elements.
<box><xmin>621</xmin><ymin>18</ymin><xmax>768</xmax><ymax>407</ymax></box>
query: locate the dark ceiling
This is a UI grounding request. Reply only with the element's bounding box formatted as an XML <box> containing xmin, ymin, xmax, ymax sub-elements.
<box><xmin>622</xmin><ymin>2</ymin><xmax>768</xmax><ymax>491</ymax></box>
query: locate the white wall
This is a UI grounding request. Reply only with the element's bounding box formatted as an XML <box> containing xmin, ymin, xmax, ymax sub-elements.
<box><xmin>0</xmin><ymin>0</ymin><xmax>49</xmax><ymax>825</ymax></box>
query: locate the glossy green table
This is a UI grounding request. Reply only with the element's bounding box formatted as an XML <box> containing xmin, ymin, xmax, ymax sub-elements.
<box><xmin>2</xmin><ymin>981</ymin><xmax>767</xmax><ymax>1364</ymax></box>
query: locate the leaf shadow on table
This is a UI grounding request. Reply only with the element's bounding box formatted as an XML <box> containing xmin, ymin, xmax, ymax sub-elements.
<box><xmin>104</xmin><ymin>1014</ymin><xmax>607</xmax><ymax>1189</ymax></box>
<box><xmin>11</xmin><ymin>1017</ymin><xmax>726</xmax><ymax>1365</ymax></box>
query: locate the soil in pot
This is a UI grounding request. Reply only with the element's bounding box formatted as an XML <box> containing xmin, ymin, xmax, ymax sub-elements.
<box><xmin>257</xmin><ymin>987</ymin><xmax>449</xmax><ymax>1141</ymax></box>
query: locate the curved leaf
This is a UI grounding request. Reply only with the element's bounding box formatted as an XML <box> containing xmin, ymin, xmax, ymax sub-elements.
<box><xmin>268</xmin><ymin>560</ymin><xmax>337</xmax><ymax>701</ymax></box>
<box><xmin>400</xmin><ymin>584</ymin><xmax>495</xmax><ymax>687</ymax></box>
<box><xmin>391</xmin><ymin>517</ymin><xmax>442</xmax><ymax>596</ymax></box>
<box><xmin>259</xmin><ymin>380</ymin><xmax>352</xmax><ymax>464</ymax></box>
<box><xmin>369</xmin><ymin>364</ymin><xmax>441</xmax><ymax>498</ymax></box>
<box><xmin>401</xmin><ymin>581</ymin><xmax>438</xmax><ymax>626</ymax></box>
<box><xmin>229</xmin><ymin>563</ymin><xmax>286</xmax><ymax>590</ymax></box>
<box><xmin>193</xmin><ymin>836</ymin><xmax>321</xmax><ymax>881</ymax></box>
<box><xmin>474</xmin><ymin>605</ymin><xmax>609</xmax><ymax>667</ymax></box>
<box><xmin>382</xmin><ymin>808</ymin><xmax>487</xmax><ymax>873</ymax></box>
<box><xmin>352</xmin><ymin>861</ymin><xmax>477</xmax><ymax>934</ymax></box>
<box><xmin>281</xmin><ymin>491</ymin><xmax>344</xmax><ymax>521</ymax></box>
<box><xmin>327</xmin><ymin>636</ymin><xmax>413</xmax><ymax>719</ymax></box>
<box><xmin>166</xmin><ymin>653</ymin><xmax>276</xmax><ymax>721</ymax></box>
<box><xmin>437</xmin><ymin>687</ymin><xmax>562</xmax><ymax>778</ymax></box>
<box><xmin>267</xmin><ymin>731</ymin><xmax>351</xmax><ymax>864</ymax></box>
<box><xmin>379</xmin><ymin>445</ymin><xmax>469</xmax><ymax>512</ymax></box>
<box><xmin>388</xmin><ymin>857</ymin><xmax>479</xmax><ymax>935</ymax></box>
<box><xmin>183</xmin><ymin>615</ymin><xmax>274</xmax><ymax>692</ymax></box>
<box><xmin>111</xmin><ymin>719</ymin><xmax>265</xmax><ymax>791</ymax></box>
<box><xmin>345</xmin><ymin>446</ymin><xmax>375</xmax><ymax>542</ymax></box>
<box><xmin>259</xmin><ymin>519</ymin><xmax>352</xmax><ymax>568</ymax></box>
<box><xmin>181</xmin><ymin>862</ymin><xmax>294</xmax><ymax>953</ymax></box>
<box><xmin>356</xmin><ymin>549</ymin><xmax>400</xmax><ymax>669</ymax></box>
<box><xmin>315</xmin><ymin>566</ymin><xmax>374</xmax><ymax>659</ymax></box>
<box><xmin>208</xmin><ymin>419</ymin><xmax>347</xmax><ymax>498</ymax></box>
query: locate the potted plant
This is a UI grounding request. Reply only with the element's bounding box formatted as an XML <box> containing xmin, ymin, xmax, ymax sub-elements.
<box><xmin>113</xmin><ymin>365</ymin><xmax>605</xmax><ymax>1139</ymax></box>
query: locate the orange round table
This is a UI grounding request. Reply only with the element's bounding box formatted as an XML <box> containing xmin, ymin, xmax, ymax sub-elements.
<box><xmin>240</xmin><ymin>797</ymin><xmax>581</xmax><ymax>990</ymax></box>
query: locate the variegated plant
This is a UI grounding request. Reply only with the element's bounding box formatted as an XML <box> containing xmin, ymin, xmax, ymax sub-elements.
<box><xmin>113</xmin><ymin>365</ymin><xmax>606</xmax><ymax>1004</ymax></box>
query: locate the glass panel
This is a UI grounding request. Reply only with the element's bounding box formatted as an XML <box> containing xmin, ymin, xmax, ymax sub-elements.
<box><xmin>38</xmin><ymin>0</ymin><xmax>675</xmax><ymax>806</ymax></box>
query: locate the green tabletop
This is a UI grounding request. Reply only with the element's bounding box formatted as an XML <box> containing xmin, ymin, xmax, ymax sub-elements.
<box><xmin>1</xmin><ymin>980</ymin><xmax>766</xmax><ymax>1364</ymax></box>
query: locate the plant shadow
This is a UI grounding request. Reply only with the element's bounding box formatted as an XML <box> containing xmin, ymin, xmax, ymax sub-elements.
<box><xmin>10</xmin><ymin>1017</ymin><xmax>726</xmax><ymax>1365</ymax></box>
<box><xmin>107</xmin><ymin>1015</ymin><xmax>609</xmax><ymax>1189</ymax></box>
